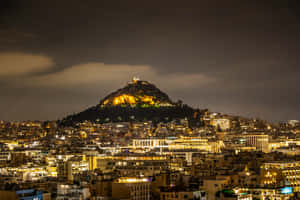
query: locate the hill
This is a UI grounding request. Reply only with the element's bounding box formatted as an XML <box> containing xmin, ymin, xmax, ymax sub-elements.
<box><xmin>58</xmin><ymin>78</ymin><xmax>204</xmax><ymax>126</ymax></box>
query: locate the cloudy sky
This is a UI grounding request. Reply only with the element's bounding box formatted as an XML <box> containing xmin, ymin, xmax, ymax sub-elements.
<box><xmin>0</xmin><ymin>0</ymin><xmax>300</xmax><ymax>121</ymax></box>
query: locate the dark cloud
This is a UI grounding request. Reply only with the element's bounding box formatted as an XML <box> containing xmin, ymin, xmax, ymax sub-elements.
<box><xmin>0</xmin><ymin>0</ymin><xmax>300</xmax><ymax>121</ymax></box>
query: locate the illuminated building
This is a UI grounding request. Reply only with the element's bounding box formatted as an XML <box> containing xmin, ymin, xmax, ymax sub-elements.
<box><xmin>112</xmin><ymin>177</ymin><xmax>151</xmax><ymax>200</ymax></box>
<box><xmin>132</xmin><ymin>138</ymin><xmax>167</xmax><ymax>149</ymax></box>
<box><xmin>288</xmin><ymin>120</ymin><xmax>300</xmax><ymax>127</ymax></box>
<box><xmin>268</xmin><ymin>140</ymin><xmax>289</xmax><ymax>151</ymax></box>
<box><xmin>272</xmin><ymin>147</ymin><xmax>300</xmax><ymax>156</ymax></box>
<box><xmin>235</xmin><ymin>187</ymin><xmax>293</xmax><ymax>200</ymax></box>
<box><xmin>132</xmin><ymin>136</ymin><xmax>224</xmax><ymax>153</ymax></box>
<box><xmin>2</xmin><ymin>141</ymin><xmax>20</xmax><ymax>150</ymax></box>
<box><xmin>0</xmin><ymin>166</ymin><xmax>48</xmax><ymax>182</ymax></box>
<box><xmin>67</xmin><ymin>160</ymin><xmax>89</xmax><ymax>181</ymax></box>
<box><xmin>88</xmin><ymin>155</ymin><xmax>168</xmax><ymax>176</ymax></box>
<box><xmin>55</xmin><ymin>155</ymin><xmax>89</xmax><ymax>181</ymax></box>
<box><xmin>57</xmin><ymin>183</ymin><xmax>91</xmax><ymax>200</ymax></box>
<box><xmin>211</xmin><ymin>118</ymin><xmax>231</xmax><ymax>131</ymax></box>
<box><xmin>0</xmin><ymin>189</ymin><xmax>51</xmax><ymax>200</ymax></box>
<box><xmin>46</xmin><ymin>166</ymin><xmax>57</xmax><ymax>177</ymax></box>
<box><xmin>245</xmin><ymin>134</ymin><xmax>269</xmax><ymax>153</ymax></box>
<box><xmin>167</xmin><ymin>136</ymin><xmax>224</xmax><ymax>153</ymax></box>
<box><xmin>132</xmin><ymin>77</ymin><xmax>140</xmax><ymax>84</ymax></box>
<box><xmin>261</xmin><ymin>161</ymin><xmax>300</xmax><ymax>192</ymax></box>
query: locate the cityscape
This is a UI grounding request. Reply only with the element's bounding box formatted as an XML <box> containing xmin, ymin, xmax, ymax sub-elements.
<box><xmin>1</xmin><ymin>78</ymin><xmax>300</xmax><ymax>200</ymax></box>
<box><xmin>1</xmin><ymin>1</ymin><xmax>300</xmax><ymax>200</ymax></box>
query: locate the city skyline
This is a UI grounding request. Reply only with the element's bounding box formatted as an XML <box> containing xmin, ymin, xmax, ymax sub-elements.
<box><xmin>2</xmin><ymin>1</ymin><xmax>300</xmax><ymax>199</ymax></box>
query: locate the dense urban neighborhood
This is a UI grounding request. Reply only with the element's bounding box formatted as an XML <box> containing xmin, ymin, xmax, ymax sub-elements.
<box><xmin>0</xmin><ymin>80</ymin><xmax>300</xmax><ymax>200</ymax></box>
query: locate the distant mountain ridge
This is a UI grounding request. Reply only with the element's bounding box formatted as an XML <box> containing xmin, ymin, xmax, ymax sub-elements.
<box><xmin>58</xmin><ymin>78</ymin><xmax>204</xmax><ymax>126</ymax></box>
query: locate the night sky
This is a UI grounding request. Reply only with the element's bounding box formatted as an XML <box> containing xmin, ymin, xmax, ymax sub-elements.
<box><xmin>0</xmin><ymin>0</ymin><xmax>300</xmax><ymax>122</ymax></box>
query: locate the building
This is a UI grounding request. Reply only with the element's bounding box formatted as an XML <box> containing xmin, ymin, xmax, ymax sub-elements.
<box><xmin>57</xmin><ymin>156</ymin><xmax>89</xmax><ymax>181</ymax></box>
<box><xmin>57</xmin><ymin>183</ymin><xmax>91</xmax><ymax>200</ymax></box>
<box><xmin>288</xmin><ymin>120</ymin><xmax>300</xmax><ymax>127</ymax></box>
<box><xmin>160</xmin><ymin>187</ymin><xmax>206</xmax><ymax>200</ymax></box>
<box><xmin>88</xmin><ymin>154</ymin><xmax>168</xmax><ymax>176</ymax></box>
<box><xmin>0</xmin><ymin>189</ymin><xmax>50</xmax><ymax>200</ymax></box>
<box><xmin>0</xmin><ymin>151</ymin><xmax>11</xmax><ymax>164</ymax></box>
<box><xmin>132</xmin><ymin>138</ymin><xmax>167</xmax><ymax>149</ymax></box>
<box><xmin>236</xmin><ymin>187</ymin><xmax>293</xmax><ymax>200</ymax></box>
<box><xmin>67</xmin><ymin>159</ymin><xmax>89</xmax><ymax>181</ymax></box>
<box><xmin>201</xmin><ymin>176</ymin><xmax>231</xmax><ymax>200</ymax></box>
<box><xmin>112</xmin><ymin>177</ymin><xmax>151</xmax><ymax>200</ymax></box>
<box><xmin>261</xmin><ymin>161</ymin><xmax>300</xmax><ymax>192</ymax></box>
<box><xmin>245</xmin><ymin>134</ymin><xmax>269</xmax><ymax>153</ymax></box>
<box><xmin>211</xmin><ymin>118</ymin><xmax>231</xmax><ymax>131</ymax></box>
<box><xmin>132</xmin><ymin>136</ymin><xmax>224</xmax><ymax>153</ymax></box>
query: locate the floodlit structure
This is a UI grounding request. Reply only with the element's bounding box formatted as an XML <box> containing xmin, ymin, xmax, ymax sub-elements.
<box><xmin>112</xmin><ymin>177</ymin><xmax>151</xmax><ymax>200</ymax></box>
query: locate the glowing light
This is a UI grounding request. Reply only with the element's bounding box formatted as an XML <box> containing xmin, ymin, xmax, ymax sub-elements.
<box><xmin>113</xmin><ymin>94</ymin><xmax>137</xmax><ymax>105</ymax></box>
<box><xmin>102</xmin><ymin>91</ymin><xmax>173</xmax><ymax>107</ymax></box>
<box><xmin>234</xmin><ymin>188</ymin><xmax>239</xmax><ymax>194</ymax></box>
<box><xmin>113</xmin><ymin>97</ymin><xmax>121</xmax><ymax>105</ymax></box>
<box><xmin>116</xmin><ymin>177</ymin><xmax>150</xmax><ymax>183</ymax></box>
<box><xmin>132</xmin><ymin>77</ymin><xmax>140</xmax><ymax>84</ymax></box>
<box><xmin>142</xmin><ymin>96</ymin><xmax>155</xmax><ymax>104</ymax></box>
<box><xmin>103</xmin><ymin>99</ymin><xmax>109</xmax><ymax>105</ymax></box>
<box><xmin>51</xmin><ymin>172</ymin><xmax>57</xmax><ymax>177</ymax></box>
<box><xmin>280</xmin><ymin>187</ymin><xmax>293</xmax><ymax>194</ymax></box>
